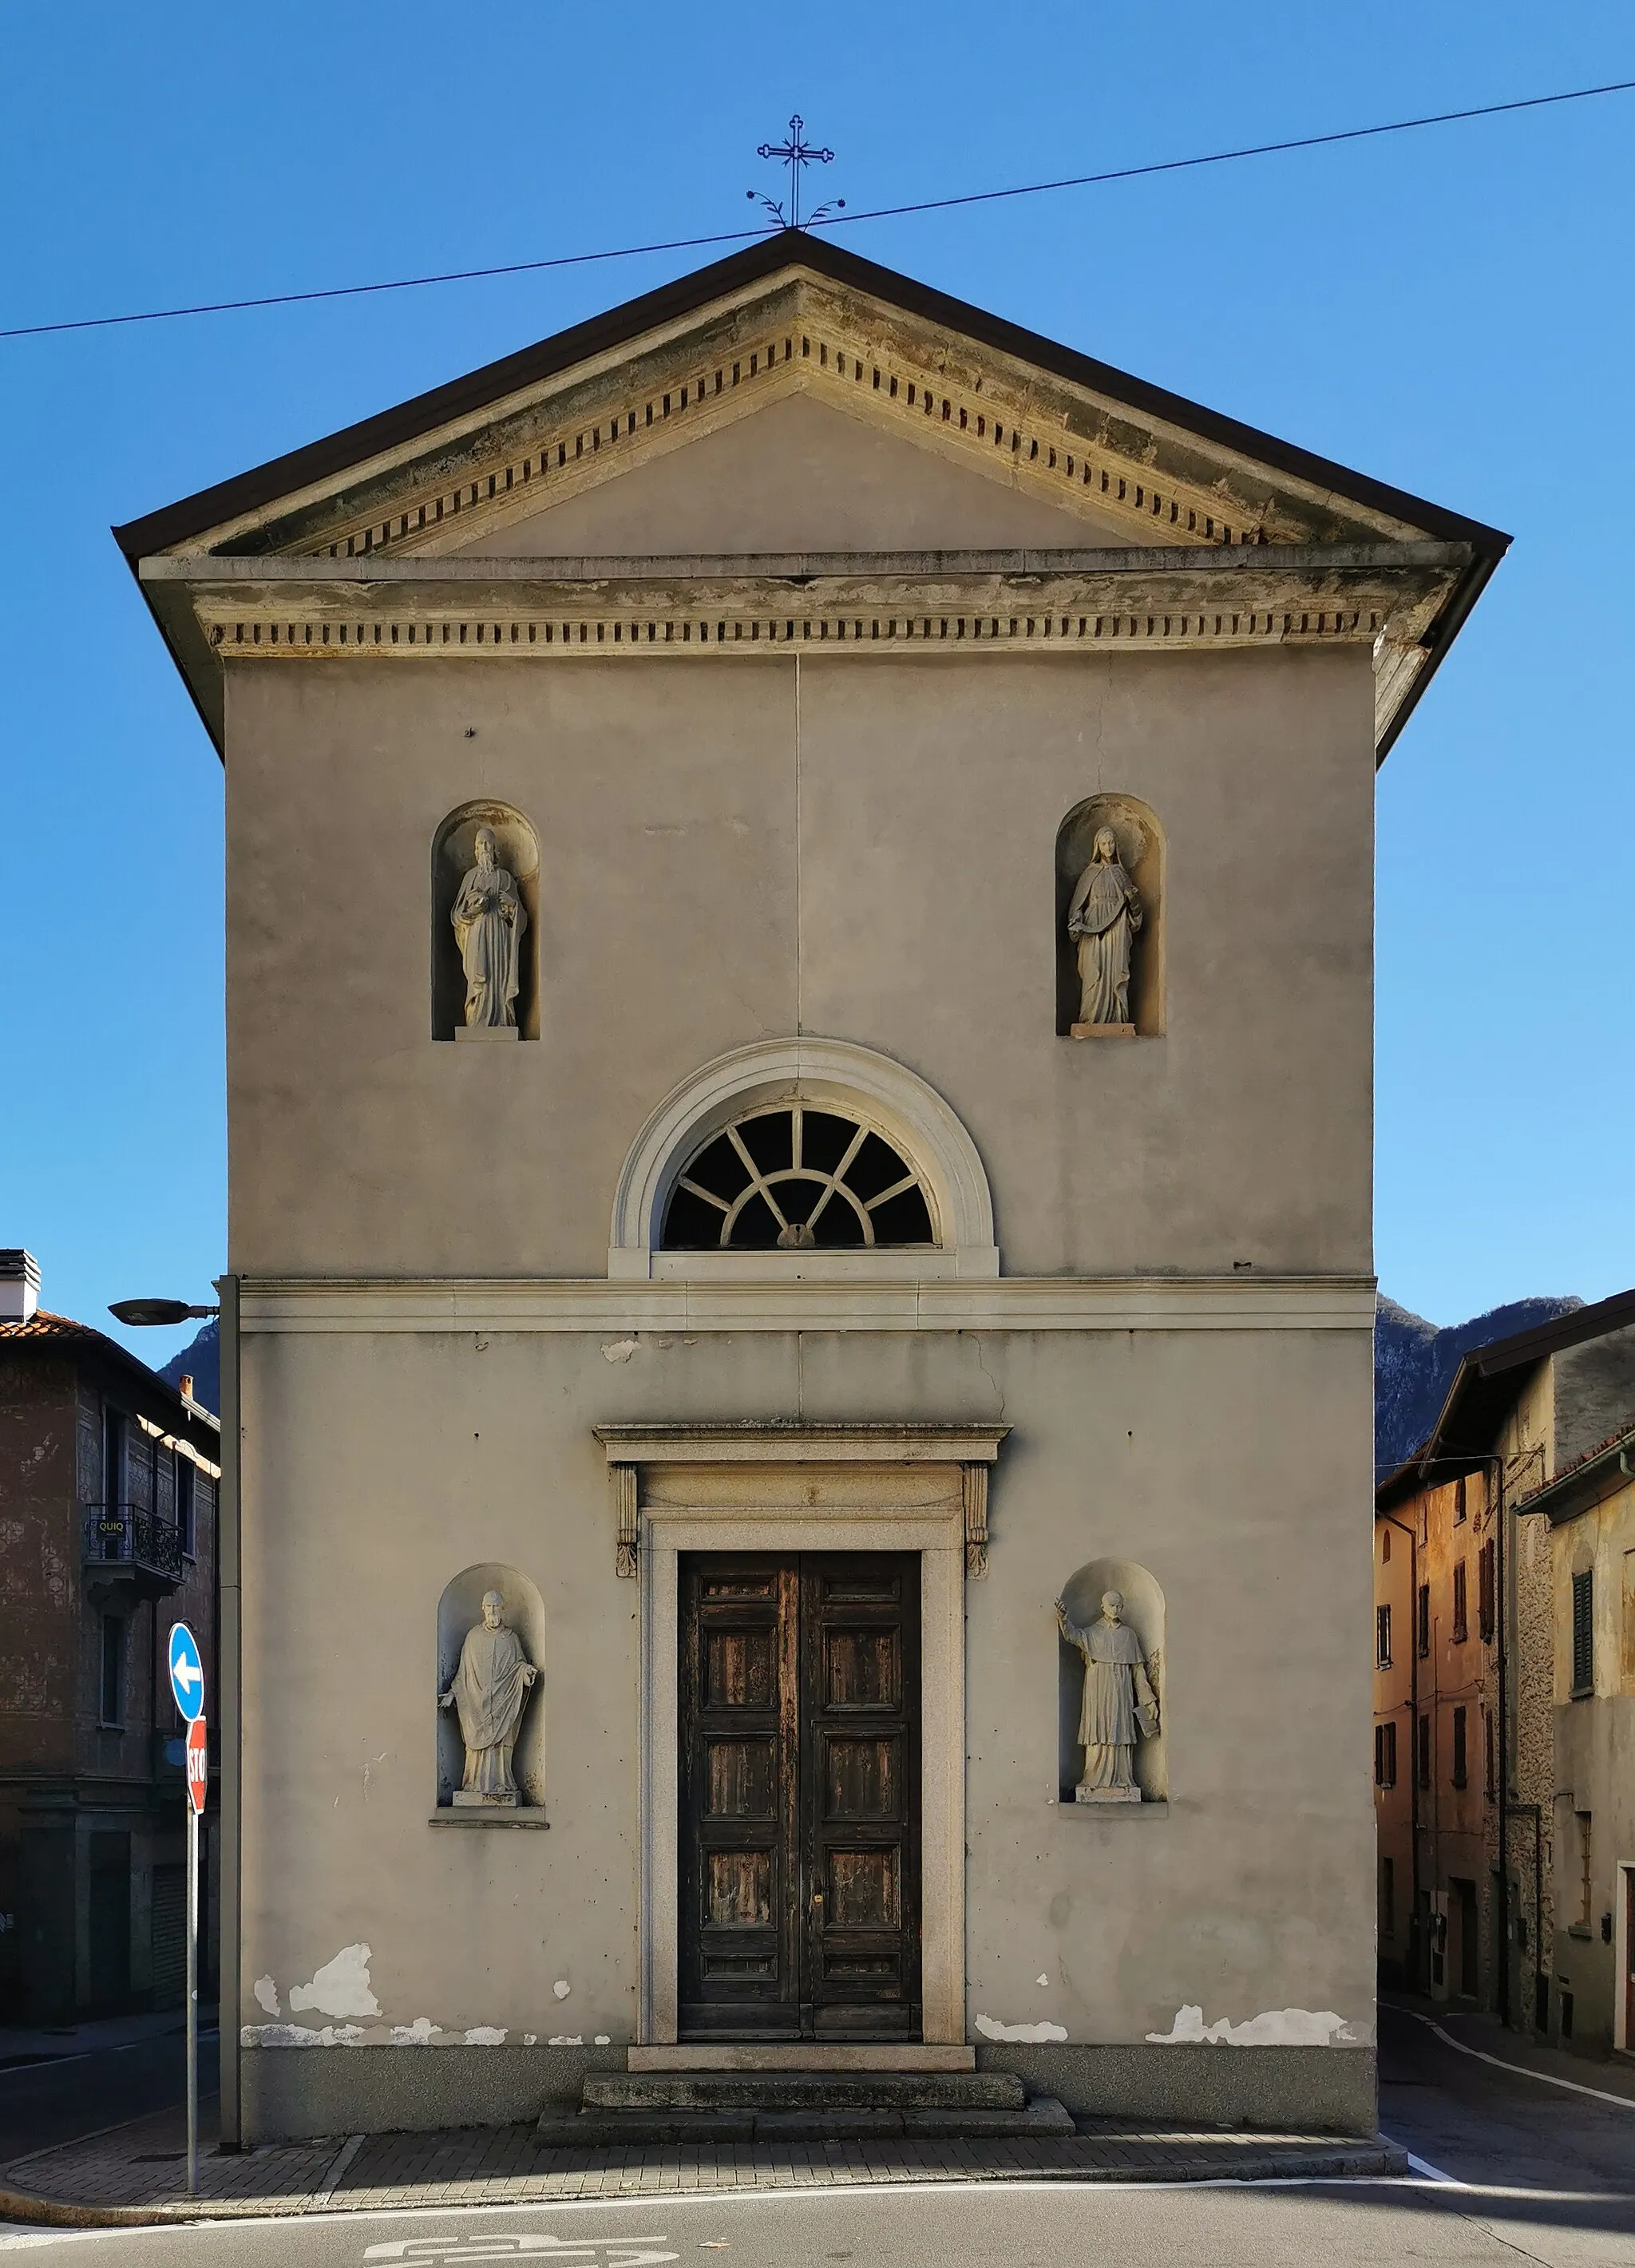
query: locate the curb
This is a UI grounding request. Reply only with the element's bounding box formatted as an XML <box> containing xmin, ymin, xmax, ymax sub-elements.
<box><xmin>0</xmin><ymin>2140</ymin><xmax>1408</xmax><ymax>2225</ymax></box>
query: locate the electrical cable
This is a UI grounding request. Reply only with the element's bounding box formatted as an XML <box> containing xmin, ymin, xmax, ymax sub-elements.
<box><xmin>3</xmin><ymin>74</ymin><xmax>1632</xmax><ymax>342</ymax></box>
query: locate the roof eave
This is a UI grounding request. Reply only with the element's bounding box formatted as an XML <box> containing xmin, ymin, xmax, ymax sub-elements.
<box><xmin>110</xmin><ymin>227</ymin><xmax>1511</xmax><ymax>766</ymax></box>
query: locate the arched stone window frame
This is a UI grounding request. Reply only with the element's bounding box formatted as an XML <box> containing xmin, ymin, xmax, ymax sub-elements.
<box><xmin>609</xmin><ymin>1037</ymin><xmax>999</xmax><ymax>1282</ymax></box>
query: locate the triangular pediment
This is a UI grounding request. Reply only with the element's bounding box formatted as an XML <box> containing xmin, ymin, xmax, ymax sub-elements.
<box><xmin>115</xmin><ymin>232</ymin><xmax>1508</xmax><ymax>761</ymax></box>
<box><xmin>123</xmin><ymin>248</ymin><xmax>1477</xmax><ymax>568</ymax></box>
<box><xmin>446</xmin><ymin>391</ymin><xmax>1124</xmax><ymax>556</ymax></box>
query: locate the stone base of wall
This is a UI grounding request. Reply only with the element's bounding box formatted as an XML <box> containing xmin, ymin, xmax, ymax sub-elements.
<box><xmin>240</xmin><ymin>2044</ymin><xmax>622</xmax><ymax>2143</ymax></box>
<box><xmin>240</xmin><ymin>2041</ymin><xmax>1376</xmax><ymax>2144</ymax></box>
<box><xmin>976</xmin><ymin>2042</ymin><xmax>1377</xmax><ymax>2134</ymax></box>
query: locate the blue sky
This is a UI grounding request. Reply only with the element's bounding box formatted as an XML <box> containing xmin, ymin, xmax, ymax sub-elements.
<box><xmin>3</xmin><ymin>4</ymin><xmax>1631</xmax><ymax>1368</ymax></box>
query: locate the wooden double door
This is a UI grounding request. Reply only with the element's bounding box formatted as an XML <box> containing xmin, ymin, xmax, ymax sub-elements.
<box><xmin>679</xmin><ymin>1552</ymin><xmax>921</xmax><ymax>2040</ymax></box>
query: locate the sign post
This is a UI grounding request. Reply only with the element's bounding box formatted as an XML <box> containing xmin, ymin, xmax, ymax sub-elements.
<box><xmin>168</xmin><ymin>1624</ymin><xmax>206</xmax><ymax>2199</ymax></box>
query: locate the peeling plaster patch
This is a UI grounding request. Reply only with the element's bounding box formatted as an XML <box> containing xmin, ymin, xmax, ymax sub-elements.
<box><xmin>552</xmin><ymin>1979</ymin><xmax>571</xmax><ymax>1999</ymax></box>
<box><xmin>1146</xmin><ymin>2005</ymin><xmax>1358</xmax><ymax>2048</ymax></box>
<box><xmin>524</xmin><ymin>2034</ymin><xmax>538</xmax><ymax>2047</ymax></box>
<box><xmin>548</xmin><ymin>2034</ymin><xmax>584</xmax><ymax>2047</ymax></box>
<box><xmin>289</xmin><ymin>1943</ymin><xmax>381</xmax><ymax>2020</ymax></box>
<box><xmin>974</xmin><ymin>2015</ymin><xmax>1068</xmax><ymax>2044</ymax></box>
<box><xmin>595</xmin><ymin>2035</ymin><xmax>612</xmax><ymax>2046</ymax></box>
<box><xmin>464</xmin><ymin>2027</ymin><xmax>507</xmax><ymax>2045</ymax></box>
<box><xmin>252</xmin><ymin>1976</ymin><xmax>280</xmax><ymax>2017</ymax></box>
<box><xmin>1035</xmin><ymin>1974</ymin><xmax>1049</xmax><ymax>1988</ymax></box>
<box><xmin>241</xmin><ymin>2023</ymin><xmax>367</xmax><ymax>2048</ymax></box>
<box><xmin>601</xmin><ymin>1340</ymin><xmax>639</xmax><ymax>1365</ymax></box>
<box><xmin>391</xmin><ymin>2019</ymin><xmax>442</xmax><ymax>2045</ymax></box>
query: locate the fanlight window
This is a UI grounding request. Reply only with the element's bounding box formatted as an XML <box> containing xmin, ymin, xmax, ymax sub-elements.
<box><xmin>661</xmin><ymin>1106</ymin><xmax>935</xmax><ymax>1251</ymax></box>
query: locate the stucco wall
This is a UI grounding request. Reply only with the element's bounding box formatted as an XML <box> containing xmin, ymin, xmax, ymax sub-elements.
<box><xmin>223</xmin><ymin>642</ymin><xmax>1375</xmax><ymax>1283</ymax></box>
<box><xmin>236</xmin><ymin>1316</ymin><xmax>1374</xmax><ymax>2130</ymax></box>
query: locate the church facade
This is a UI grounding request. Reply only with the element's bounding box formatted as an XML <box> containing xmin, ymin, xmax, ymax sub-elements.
<box><xmin>117</xmin><ymin>234</ymin><xmax>1506</xmax><ymax>2143</ymax></box>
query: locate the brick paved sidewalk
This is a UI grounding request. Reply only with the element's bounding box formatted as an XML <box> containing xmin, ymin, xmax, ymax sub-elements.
<box><xmin>0</xmin><ymin>2100</ymin><xmax>1406</xmax><ymax>2225</ymax></box>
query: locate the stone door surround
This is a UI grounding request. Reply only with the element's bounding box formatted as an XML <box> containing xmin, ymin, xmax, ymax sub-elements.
<box><xmin>594</xmin><ymin>1423</ymin><xmax>1008</xmax><ymax>2048</ymax></box>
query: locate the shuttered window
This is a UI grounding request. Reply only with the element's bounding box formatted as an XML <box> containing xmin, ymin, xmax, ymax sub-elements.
<box><xmin>1571</xmin><ymin>1569</ymin><xmax>1594</xmax><ymax>1697</ymax></box>
<box><xmin>1479</xmin><ymin>1539</ymin><xmax>1496</xmax><ymax>1642</ymax></box>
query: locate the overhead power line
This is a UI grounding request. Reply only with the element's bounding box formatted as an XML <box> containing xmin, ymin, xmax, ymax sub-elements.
<box><xmin>3</xmin><ymin>75</ymin><xmax>1632</xmax><ymax>343</ymax></box>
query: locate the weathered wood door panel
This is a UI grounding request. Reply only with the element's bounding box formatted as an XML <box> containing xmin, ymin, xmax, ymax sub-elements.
<box><xmin>679</xmin><ymin>1551</ymin><xmax>920</xmax><ymax>2040</ymax></box>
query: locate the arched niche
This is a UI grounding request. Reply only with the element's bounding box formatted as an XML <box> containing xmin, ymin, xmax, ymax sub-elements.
<box><xmin>430</xmin><ymin>802</ymin><xmax>541</xmax><ymax>1040</ymax></box>
<box><xmin>1057</xmin><ymin>1557</ymin><xmax>1167</xmax><ymax>1803</ymax></box>
<box><xmin>435</xmin><ymin>1562</ymin><xmax>546</xmax><ymax>1808</ymax></box>
<box><xmin>1055</xmin><ymin>794</ymin><xmax>1164</xmax><ymax>1037</ymax></box>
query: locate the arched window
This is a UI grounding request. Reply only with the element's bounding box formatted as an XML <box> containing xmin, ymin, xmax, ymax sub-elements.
<box><xmin>609</xmin><ymin>1037</ymin><xmax>998</xmax><ymax>1280</ymax></box>
<box><xmin>662</xmin><ymin>1105</ymin><xmax>934</xmax><ymax>1250</ymax></box>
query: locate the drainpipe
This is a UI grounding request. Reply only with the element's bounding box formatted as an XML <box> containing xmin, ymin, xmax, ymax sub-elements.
<box><xmin>215</xmin><ymin>1276</ymin><xmax>241</xmax><ymax>2148</ymax></box>
<box><xmin>1496</xmin><ymin>1455</ymin><xmax>1510</xmax><ymax>2026</ymax></box>
<box><xmin>1383</xmin><ymin>1514</ymin><xmax>1420</xmax><ymax>1988</ymax></box>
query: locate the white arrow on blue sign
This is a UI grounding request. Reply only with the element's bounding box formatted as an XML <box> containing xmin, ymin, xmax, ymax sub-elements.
<box><xmin>168</xmin><ymin>1622</ymin><xmax>205</xmax><ymax>1723</ymax></box>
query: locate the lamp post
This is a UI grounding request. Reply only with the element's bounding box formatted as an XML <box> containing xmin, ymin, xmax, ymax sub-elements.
<box><xmin>109</xmin><ymin>1292</ymin><xmax>221</xmax><ymax>2197</ymax></box>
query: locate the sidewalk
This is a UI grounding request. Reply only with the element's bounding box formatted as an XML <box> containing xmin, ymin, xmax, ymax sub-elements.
<box><xmin>0</xmin><ymin>2100</ymin><xmax>1405</xmax><ymax>2224</ymax></box>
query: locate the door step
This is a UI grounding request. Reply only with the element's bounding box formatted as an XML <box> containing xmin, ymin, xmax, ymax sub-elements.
<box><xmin>590</xmin><ymin>2072</ymin><xmax>1025</xmax><ymax>2111</ymax></box>
<box><xmin>536</xmin><ymin>2068</ymin><xmax>1074</xmax><ymax>2146</ymax></box>
<box><xmin>627</xmin><ymin>2044</ymin><xmax>975</xmax><ymax>2072</ymax></box>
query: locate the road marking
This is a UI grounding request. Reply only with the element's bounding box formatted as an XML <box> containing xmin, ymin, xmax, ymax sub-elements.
<box><xmin>1395</xmin><ymin>2146</ymin><xmax>1462</xmax><ymax>2184</ymax></box>
<box><xmin>1410</xmin><ymin>2010</ymin><xmax>1635</xmax><ymax>2113</ymax></box>
<box><xmin>362</xmin><ymin>2242</ymin><xmax>678</xmax><ymax>2265</ymax></box>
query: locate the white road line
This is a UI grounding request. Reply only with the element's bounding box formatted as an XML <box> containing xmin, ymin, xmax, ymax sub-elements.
<box><xmin>1412</xmin><ymin>2011</ymin><xmax>1635</xmax><ymax>2113</ymax></box>
<box><xmin>1395</xmin><ymin>2146</ymin><xmax>1462</xmax><ymax>2185</ymax></box>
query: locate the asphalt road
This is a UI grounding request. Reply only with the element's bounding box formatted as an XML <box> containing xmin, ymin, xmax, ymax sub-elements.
<box><xmin>0</xmin><ymin>2003</ymin><xmax>1628</xmax><ymax>2267</ymax></box>
<box><xmin>0</xmin><ymin>2027</ymin><xmax>217</xmax><ymax>2165</ymax></box>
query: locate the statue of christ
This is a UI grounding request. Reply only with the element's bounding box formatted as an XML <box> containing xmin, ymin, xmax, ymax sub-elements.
<box><xmin>1067</xmin><ymin>825</ymin><xmax>1143</xmax><ymax>1029</ymax></box>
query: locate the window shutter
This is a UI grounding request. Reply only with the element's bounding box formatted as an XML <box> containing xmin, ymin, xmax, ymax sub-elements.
<box><xmin>1479</xmin><ymin>1539</ymin><xmax>1496</xmax><ymax>1642</ymax></box>
<box><xmin>1572</xmin><ymin>1569</ymin><xmax>1594</xmax><ymax>1696</ymax></box>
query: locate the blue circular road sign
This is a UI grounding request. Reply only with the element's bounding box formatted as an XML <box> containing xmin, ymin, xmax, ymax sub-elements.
<box><xmin>168</xmin><ymin>1621</ymin><xmax>206</xmax><ymax>1723</ymax></box>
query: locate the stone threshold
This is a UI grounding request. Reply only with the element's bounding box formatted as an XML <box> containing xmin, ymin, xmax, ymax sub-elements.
<box><xmin>628</xmin><ymin>2043</ymin><xmax>975</xmax><ymax>2071</ymax></box>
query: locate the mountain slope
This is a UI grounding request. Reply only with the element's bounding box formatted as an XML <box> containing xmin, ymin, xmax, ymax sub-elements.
<box><xmin>159</xmin><ymin>1320</ymin><xmax>220</xmax><ymax>1417</ymax></box>
<box><xmin>1374</xmin><ymin>1293</ymin><xmax>1583</xmax><ymax>1475</ymax></box>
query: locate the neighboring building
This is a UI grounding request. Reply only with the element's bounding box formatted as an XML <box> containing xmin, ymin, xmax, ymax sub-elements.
<box><xmin>0</xmin><ymin>1249</ymin><xmax>221</xmax><ymax>2022</ymax></box>
<box><xmin>1510</xmin><ymin>1422</ymin><xmax>1635</xmax><ymax>2054</ymax></box>
<box><xmin>1375</xmin><ymin>1288</ymin><xmax>1635</xmax><ymax>2043</ymax></box>
<box><xmin>115</xmin><ymin>232</ymin><xmax>1505</xmax><ymax>2143</ymax></box>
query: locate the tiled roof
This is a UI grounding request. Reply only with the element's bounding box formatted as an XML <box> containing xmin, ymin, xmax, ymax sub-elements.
<box><xmin>0</xmin><ymin>1307</ymin><xmax>101</xmax><ymax>1341</ymax></box>
<box><xmin>0</xmin><ymin>1308</ymin><xmax>217</xmax><ymax>1431</ymax></box>
<box><xmin>1512</xmin><ymin>1419</ymin><xmax>1635</xmax><ymax>1518</ymax></box>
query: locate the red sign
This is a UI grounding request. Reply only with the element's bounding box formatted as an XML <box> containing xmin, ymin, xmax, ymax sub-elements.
<box><xmin>186</xmin><ymin>1716</ymin><xmax>208</xmax><ymax>1815</ymax></box>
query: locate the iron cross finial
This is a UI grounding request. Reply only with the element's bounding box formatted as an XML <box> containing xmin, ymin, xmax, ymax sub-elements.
<box><xmin>748</xmin><ymin>114</ymin><xmax>843</xmax><ymax>232</ymax></box>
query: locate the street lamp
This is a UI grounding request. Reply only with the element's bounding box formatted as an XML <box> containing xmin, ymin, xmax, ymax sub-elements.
<box><xmin>109</xmin><ymin>1297</ymin><xmax>218</xmax><ymax>1328</ymax></box>
<box><xmin>109</xmin><ymin>1290</ymin><xmax>220</xmax><ymax>2197</ymax></box>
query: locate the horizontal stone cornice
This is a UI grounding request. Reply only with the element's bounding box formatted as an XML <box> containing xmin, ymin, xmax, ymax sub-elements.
<box><xmin>238</xmin><ymin>1273</ymin><xmax>1377</xmax><ymax>1336</ymax></box>
<box><xmin>164</xmin><ymin>544</ymin><xmax>1455</xmax><ymax>685</ymax></box>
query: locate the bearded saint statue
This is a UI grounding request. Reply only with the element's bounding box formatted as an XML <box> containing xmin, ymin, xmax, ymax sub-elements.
<box><xmin>438</xmin><ymin>1591</ymin><xmax>538</xmax><ymax>1804</ymax></box>
<box><xmin>1055</xmin><ymin>1589</ymin><xmax>1159</xmax><ymax>1803</ymax></box>
<box><xmin>1067</xmin><ymin>826</ymin><xmax>1143</xmax><ymax>1029</ymax></box>
<box><xmin>451</xmin><ymin>826</ymin><xmax>526</xmax><ymax>1030</ymax></box>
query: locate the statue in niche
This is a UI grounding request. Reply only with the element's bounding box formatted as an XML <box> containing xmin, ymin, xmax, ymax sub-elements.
<box><xmin>438</xmin><ymin>1590</ymin><xmax>538</xmax><ymax>1805</ymax></box>
<box><xmin>1055</xmin><ymin>1589</ymin><xmax>1159</xmax><ymax>1803</ymax></box>
<box><xmin>1067</xmin><ymin>825</ymin><xmax>1143</xmax><ymax>1034</ymax></box>
<box><xmin>451</xmin><ymin>825</ymin><xmax>527</xmax><ymax>1032</ymax></box>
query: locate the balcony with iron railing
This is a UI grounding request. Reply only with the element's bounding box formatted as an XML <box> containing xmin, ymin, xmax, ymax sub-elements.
<box><xmin>82</xmin><ymin>1502</ymin><xmax>185</xmax><ymax>1600</ymax></box>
